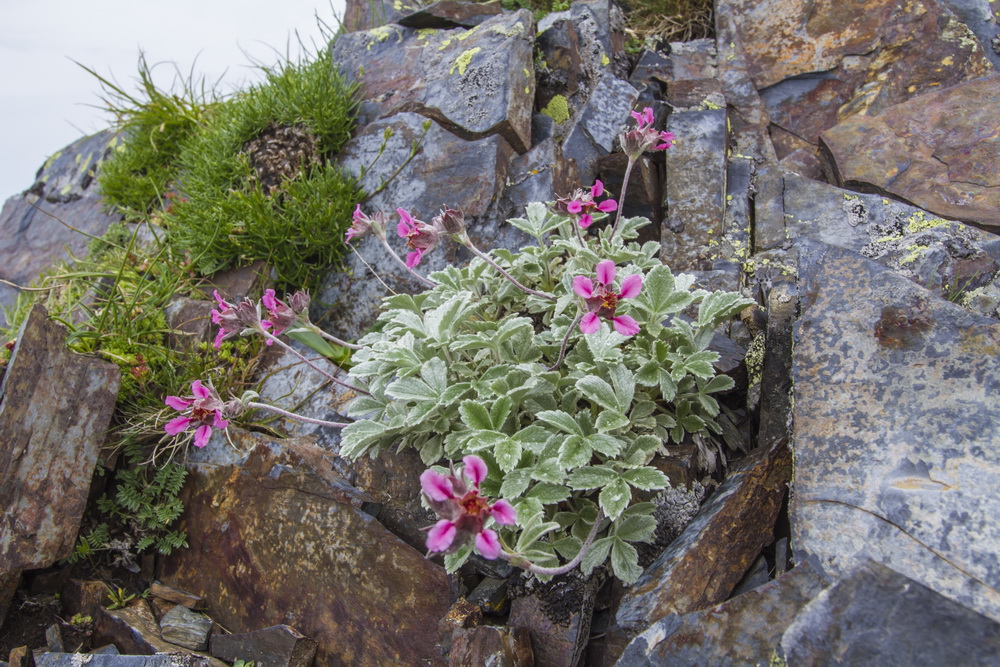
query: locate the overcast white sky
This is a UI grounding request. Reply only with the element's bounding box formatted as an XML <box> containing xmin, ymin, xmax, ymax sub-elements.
<box><xmin>0</xmin><ymin>0</ymin><xmax>347</xmax><ymax>203</ymax></box>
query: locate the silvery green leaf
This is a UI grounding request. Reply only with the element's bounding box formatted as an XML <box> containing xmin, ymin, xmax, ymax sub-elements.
<box><xmin>531</xmin><ymin>458</ymin><xmax>566</xmax><ymax>484</ymax></box>
<box><xmin>587</xmin><ymin>433</ymin><xmax>624</xmax><ymax>457</ymax></box>
<box><xmin>577</xmin><ymin>375</ymin><xmax>619</xmax><ymax>411</ymax></box>
<box><xmin>500</xmin><ymin>467</ymin><xmax>532</xmax><ymax>498</ymax></box>
<box><xmin>536</xmin><ymin>410</ymin><xmax>584</xmax><ymax>436</ymax></box>
<box><xmin>695</xmin><ymin>393</ymin><xmax>721</xmax><ymax>417</ymax></box>
<box><xmin>583</xmin><ymin>325</ymin><xmax>627</xmax><ymax>364</ymax></box>
<box><xmin>614</xmin><ymin>515</ymin><xmax>657</xmax><ymax>543</ymax></box>
<box><xmin>558</xmin><ymin>435</ymin><xmax>592</xmax><ymax>469</ymax></box>
<box><xmin>635</xmin><ymin>360</ymin><xmax>661</xmax><ymax>386</ymax></box>
<box><xmin>682</xmin><ymin>350</ymin><xmax>719</xmax><ymax>380</ymax></box>
<box><xmin>459</xmin><ymin>400</ymin><xmax>493</xmax><ymax>430</ymax></box>
<box><xmin>466</xmin><ymin>430</ymin><xmax>509</xmax><ymax>452</ymax></box>
<box><xmin>608</xmin><ymin>365</ymin><xmax>635</xmax><ymax>410</ymax></box>
<box><xmin>659</xmin><ymin>373</ymin><xmax>678</xmax><ymax>403</ymax></box>
<box><xmin>621</xmin><ymin>467</ymin><xmax>669</xmax><ymax>491</ymax></box>
<box><xmin>421</xmin><ymin>357</ymin><xmax>450</xmax><ymax>394</ymax></box>
<box><xmin>581</xmin><ymin>536</ymin><xmax>614</xmax><ymax>575</ymax></box>
<box><xmin>444</xmin><ymin>543</ymin><xmax>473</xmax><ymax>573</ymax></box>
<box><xmin>406</xmin><ymin>401</ymin><xmax>438</xmax><ymax>424</ymax></box>
<box><xmin>386</xmin><ymin>376</ymin><xmax>438</xmax><ymax>402</ymax></box>
<box><xmin>630</xmin><ymin>401</ymin><xmax>656</xmax><ymax>420</ymax></box>
<box><xmin>346</xmin><ymin>395</ymin><xmax>386</xmax><ymax>417</ymax></box>
<box><xmin>339</xmin><ymin>420</ymin><xmax>389</xmax><ymax>459</ymax></box>
<box><xmin>418</xmin><ymin>436</ymin><xmax>444</xmax><ymax>466</ymax></box>
<box><xmin>440</xmin><ymin>383</ymin><xmax>472</xmax><ymax>405</ymax></box>
<box><xmin>632</xmin><ymin>264</ymin><xmax>675</xmax><ymax>317</ymax></box>
<box><xmin>610</xmin><ymin>539</ymin><xmax>643</xmax><ymax>583</ymax></box>
<box><xmin>681</xmin><ymin>414</ymin><xmax>706</xmax><ymax>432</ymax></box>
<box><xmin>507</xmin><ymin>216</ymin><xmax>537</xmax><ymax>237</ymax></box>
<box><xmin>515</xmin><ymin>517</ymin><xmax>561</xmax><ymax>553</ymax></box>
<box><xmin>567</xmin><ymin>466</ymin><xmax>618</xmax><ymax>490</ymax></box>
<box><xmin>698</xmin><ymin>291</ymin><xmax>754</xmax><ymax>331</ymax></box>
<box><xmin>527</xmin><ymin>483</ymin><xmax>571</xmax><ymax>504</ymax></box>
<box><xmin>495</xmin><ymin>437</ymin><xmax>523</xmax><ymax>472</ymax></box>
<box><xmin>512</xmin><ymin>425</ymin><xmax>550</xmax><ymax>454</ymax></box>
<box><xmin>552</xmin><ymin>536</ymin><xmax>583</xmax><ymax>560</ymax></box>
<box><xmin>599</xmin><ymin>478</ymin><xmax>631</xmax><ymax>520</ymax></box>
<box><xmin>490</xmin><ymin>395</ymin><xmax>513</xmax><ymax>429</ymax></box>
<box><xmin>703</xmin><ymin>374</ymin><xmax>735</xmax><ymax>394</ymax></box>
<box><xmin>595</xmin><ymin>410</ymin><xmax>630</xmax><ymax>433</ymax></box>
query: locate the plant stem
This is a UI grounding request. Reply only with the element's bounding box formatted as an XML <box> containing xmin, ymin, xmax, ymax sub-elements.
<box><xmin>499</xmin><ymin>510</ymin><xmax>605</xmax><ymax>577</ymax></box>
<box><xmin>547</xmin><ymin>313</ymin><xmax>581</xmax><ymax>372</ymax></box>
<box><xmin>609</xmin><ymin>156</ymin><xmax>637</xmax><ymax>241</ymax></box>
<box><xmin>377</xmin><ymin>234</ymin><xmax>438</xmax><ymax>288</ymax></box>
<box><xmin>246</xmin><ymin>401</ymin><xmax>349</xmax><ymax>428</ymax></box>
<box><xmin>313</xmin><ymin>326</ymin><xmax>362</xmax><ymax>351</ymax></box>
<box><xmin>462</xmin><ymin>236</ymin><xmax>557</xmax><ymax>302</ymax></box>
<box><xmin>259</xmin><ymin>330</ymin><xmax>371</xmax><ymax>396</ymax></box>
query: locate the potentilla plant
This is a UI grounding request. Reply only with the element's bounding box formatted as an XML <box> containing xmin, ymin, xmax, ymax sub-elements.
<box><xmin>165</xmin><ymin>109</ymin><xmax>753</xmax><ymax>584</ymax></box>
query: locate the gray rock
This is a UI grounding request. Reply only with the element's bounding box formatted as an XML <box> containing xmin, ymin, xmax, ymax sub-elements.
<box><xmin>573</xmin><ymin>73</ymin><xmax>638</xmax><ymax>153</ymax></box>
<box><xmin>940</xmin><ymin>0</ymin><xmax>1000</xmax><ymax>70</ymax></box>
<box><xmin>467</xmin><ymin>577</ymin><xmax>510</xmax><ymax>616</ymax></box>
<box><xmin>92</xmin><ymin>601</ymin><xmax>226</xmax><ymax>666</ymax></box>
<box><xmin>791</xmin><ymin>240</ymin><xmax>1000</xmax><ymax>622</ymax></box>
<box><xmin>36</xmin><ymin>656</ymin><xmax>211</xmax><ymax>667</ymax></box>
<box><xmin>210</xmin><ymin>625</ymin><xmax>318</xmax><ymax>667</ymax></box>
<box><xmin>160</xmin><ymin>605</ymin><xmax>213</xmax><ymax>651</ymax></box>
<box><xmin>618</xmin><ymin>562</ymin><xmax>828</xmax><ymax>666</ymax></box>
<box><xmin>780</xmin><ymin>560</ymin><xmax>1000</xmax><ymax>666</ymax></box>
<box><xmin>341</xmin><ymin>0</ymin><xmax>410</xmax><ymax>32</ymax></box>
<box><xmin>397</xmin><ymin>0</ymin><xmax>503</xmax><ymax>29</ymax></box>
<box><xmin>667</xmin><ymin>39</ymin><xmax>717</xmax><ymax>81</ymax></box>
<box><xmin>44</xmin><ymin>624</ymin><xmax>64</xmax><ymax>653</ymax></box>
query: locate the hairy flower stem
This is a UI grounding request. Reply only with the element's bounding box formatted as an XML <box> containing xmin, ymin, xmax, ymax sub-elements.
<box><xmin>312</xmin><ymin>326</ymin><xmax>362</xmax><ymax>351</ymax></box>
<box><xmin>462</xmin><ymin>237</ymin><xmax>557</xmax><ymax>302</ymax></box>
<box><xmin>246</xmin><ymin>401</ymin><xmax>349</xmax><ymax>428</ymax></box>
<box><xmin>260</xmin><ymin>330</ymin><xmax>371</xmax><ymax>396</ymax></box>
<box><xmin>499</xmin><ymin>510</ymin><xmax>606</xmax><ymax>576</ymax></box>
<box><xmin>547</xmin><ymin>313</ymin><xmax>582</xmax><ymax>372</ymax></box>
<box><xmin>377</xmin><ymin>234</ymin><xmax>437</xmax><ymax>288</ymax></box>
<box><xmin>609</xmin><ymin>156</ymin><xmax>637</xmax><ymax>241</ymax></box>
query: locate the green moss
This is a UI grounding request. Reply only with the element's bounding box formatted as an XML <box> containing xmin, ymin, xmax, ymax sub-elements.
<box><xmin>541</xmin><ymin>94</ymin><xmax>571</xmax><ymax>124</ymax></box>
<box><xmin>450</xmin><ymin>47</ymin><xmax>482</xmax><ymax>76</ymax></box>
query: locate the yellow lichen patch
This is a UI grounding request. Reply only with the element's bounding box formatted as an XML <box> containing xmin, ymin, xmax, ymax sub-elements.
<box><xmin>491</xmin><ymin>21</ymin><xmax>524</xmax><ymax>37</ymax></box>
<box><xmin>450</xmin><ymin>47</ymin><xmax>482</xmax><ymax>76</ymax></box>
<box><xmin>439</xmin><ymin>38</ymin><xmax>453</xmax><ymax>50</ymax></box>
<box><xmin>700</xmin><ymin>99</ymin><xmax>721</xmax><ymax>110</ymax></box>
<box><xmin>416</xmin><ymin>29</ymin><xmax>437</xmax><ymax>41</ymax></box>
<box><xmin>455</xmin><ymin>25</ymin><xmax>481</xmax><ymax>42</ymax></box>
<box><xmin>525</xmin><ymin>86</ymin><xmax>531</xmax><ymax>94</ymax></box>
<box><xmin>905</xmin><ymin>211</ymin><xmax>951</xmax><ymax>234</ymax></box>
<box><xmin>523</xmin><ymin>68</ymin><xmax>531</xmax><ymax>78</ymax></box>
<box><xmin>42</xmin><ymin>150</ymin><xmax>63</xmax><ymax>170</ymax></box>
<box><xmin>601</xmin><ymin>53</ymin><xmax>610</xmax><ymax>66</ymax></box>
<box><xmin>541</xmin><ymin>95</ymin><xmax>570</xmax><ymax>124</ymax></box>
<box><xmin>365</xmin><ymin>26</ymin><xmax>399</xmax><ymax>50</ymax></box>
<box><xmin>941</xmin><ymin>55</ymin><xmax>954</xmax><ymax>66</ymax></box>
<box><xmin>899</xmin><ymin>245</ymin><xmax>928</xmax><ymax>266</ymax></box>
<box><xmin>959</xmin><ymin>329</ymin><xmax>1000</xmax><ymax>356</ymax></box>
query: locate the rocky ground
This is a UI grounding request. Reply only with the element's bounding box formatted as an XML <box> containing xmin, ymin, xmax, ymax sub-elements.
<box><xmin>3</xmin><ymin>0</ymin><xmax>1000</xmax><ymax>664</ymax></box>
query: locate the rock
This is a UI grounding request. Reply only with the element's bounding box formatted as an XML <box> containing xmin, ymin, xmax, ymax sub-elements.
<box><xmin>560</xmin><ymin>73</ymin><xmax>637</xmax><ymax>184</ymax></box>
<box><xmin>45</xmin><ymin>623</ymin><xmax>65</xmax><ymax>653</ymax></box>
<box><xmin>508</xmin><ymin>572</ymin><xmax>600</xmax><ymax>667</ymax></box>
<box><xmin>821</xmin><ymin>74</ymin><xmax>1000</xmax><ymax>231</ymax></box>
<box><xmin>159</xmin><ymin>605</ymin><xmax>212</xmax><ymax>651</ymax></box>
<box><xmin>757</xmin><ymin>281</ymin><xmax>797</xmax><ymax>448</ymax></box>
<box><xmin>0</xmin><ymin>131</ymin><xmax>120</xmax><ymax>324</ymax></box>
<box><xmin>60</xmin><ymin>579</ymin><xmax>108</xmax><ymax>621</ymax></box>
<box><xmin>791</xmin><ymin>240</ymin><xmax>1000</xmax><ymax>622</ymax></box>
<box><xmin>0</xmin><ymin>305</ymin><xmax>120</xmax><ymax>591</ymax></box>
<box><xmin>7</xmin><ymin>648</ymin><xmax>33</xmax><ymax>667</ymax></box>
<box><xmin>0</xmin><ymin>571</ymin><xmax>18</xmax><ymax>631</ymax></box>
<box><xmin>438</xmin><ymin>597</ymin><xmax>482</xmax><ymax>655</ymax></box>
<box><xmin>467</xmin><ymin>577</ymin><xmax>509</xmax><ymax>616</ymax></box>
<box><xmin>342</xmin><ymin>0</ymin><xmax>410</xmax><ymax>33</ymax></box>
<box><xmin>331</xmin><ymin>11</ymin><xmax>535</xmax><ymax>153</ymax></box>
<box><xmin>36</xmin><ymin>656</ymin><xmax>212</xmax><ymax>667</ymax></box>
<box><xmin>618</xmin><ymin>561</ymin><xmax>828</xmax><ymax>666</ymax></box>
<box><xmin>448</xmin><ymin>626</ymin><xmax>533</xmax><ymax>667</ymax></box>
<box><xmin>209</xmin><ymin>625</ymin><xmax>317</xmax><ymax>667</ymax></box>
<box><xmin>616</xmin><ymin>437</ymin><xmax>792</xmax><ymax>630</ymax></box>
<box><xmin>941</xmin><ymin>0</ymin><xmax>1000</xmax><ymax>70</ymax></box>
<box><xmin>397</xmin><ymin>0</ymin><xmax>503</xmax><ymax>29</ymax></box>
<box><xmin>89</xmin><ymin>646</ymin><xmax>120</xmax><ymax>656</ymax></box>
<box><xmin>158</xmin><ymin>429</ymin><xmax>453</xmax><ymax>665</ymax></box>
<box><xmin>660</xmin><ymin>109</ymin><xmax>728</xmax><ymax>271</ymax></box>
<box><xmin>148</xmin><ymin>582</ymin><xmax>205</xmax><ymax>611</ymax></box>
<box><xmin>780</xmin><ymin>560</ymin><xmax>1000</xmax><ymax>665</ymax></box>
<box><xmin>92</xmin><ymin>601</ymin><xmax>225</xmax><ymax>665</ymax></box>
<box><xmin>500</xmin><ymin>138</ymin><xmax>578</xmax><ymax>223</ymax></box>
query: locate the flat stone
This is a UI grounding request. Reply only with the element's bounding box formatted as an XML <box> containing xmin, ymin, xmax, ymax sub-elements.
<box><xmin>507</xmin><ymin>572</ymin><xmax>600</xmax><ymax>667</ymax></box>
<box><xmin>36</xmin><ymin>656</ymin><xmax>211</xmax><ymax>667</ymax></box>
<box><xmin>331</xmin><ymin>11</ymin><xmax>535</xmax><ymax>152</ymax></box>
<box><xmin>45</xmin><ymin>624</ymin><xmax>65</xmax><ymax>653</ymax></box>
<box><xmin>92</xmin><ymin>601</ymin><xmax>225</xmax><ymax>666</ymax></box>
<box><xmin>821</xmin><ymin>74</ymin><xmax>1000</xmax><ymax>231</ymax></box>
<box><xmin>667</xmin><ymin>39</ymin><xmax>717</xmax><ymax>81</ymax></box>
<box><xmin>60</xmin><ymin>579</ymin><xmax>108</xmax><ymax>621</ymax></box>
<box><xmin>209</xmin><ymin>625</ymin><xmax>317</xmax><ymax>667</ymax></box>
<box><xmin>618</xmin><ymin>562</ymin><xmax>828</xmax><ymax>666</ymax></box>
<box><xmin>0</xmin><ymin>131</ymin><xmax>120</xmax><ymax>325</ymax></box>
<box><xmin>499</xmin><ymin>138</ymin><xmax>578</xmax><ymax>223</ymax></box>
<box><xmin>941</xmin><ymin>0</ymin><xmax>1000</xmax><ymax>70</ymax></box>
<box><xmin>781</xmin><ymin>560</ymin><xmax>1000</xmax><ymax>665</ymax></box>
<box><xmin>617</xmin><ymin>437</ymin><xmax>792</xmax><ymax>630</ymax></box>
<box><xmin>757</xmin><ymin>281</ymin><xmax>798</xmax><ymax>449</ymax></box>
<box><xmin>159</xmin><ymin>605</ymin><xmax>212</xmax><ymax>651</ymax></box>
<box><xmin>0</xmin><ymin>305</ymin><xmax>120</xmax><ymax>572</ymax></box>
<box><xmin>398</xmin><ymin>0</ymin><xmax>503</xmax><ymax>29</ymax></box>
<box><xmin>572</xmin><ymin>73</ymin><xmax>638</xmax><ymax>153</ymax></box>
<box><xmin>158</xmin><ymin>429</ymin><xmax>453</xmax><ymax>665</ymax></box>
<box><xmin>7</xmin><ymin>648</ymin><xmax>33</xmax><ymax>667</ymax></box>
<box><xmin>438</xmin><ymin>597</ymin><xmax>482</xmax><ymax>655</ymax></box>
<box><xmin>467</xmin><ymin>577</ymin><xmax>509</xmax><ymax>616</ymax></box>
<box><xmin>148</xmin><ymin>583</ymin><xmax>205</xmax><ymax>611</ymax></box>
<box><xmin>342</xmin><ymin>0</ymin><xmax>411</xmax><ymax>33</ymax></box>
<box><xmin>660</xmin><ymin>110</ymin><xmax>728</xmax><ymax>271</ymax></box>
<box><xmin>791</xmin><ymin>240</ymin><xmax>1000</xmax><ymax>622</ymax></box>
<box><xmin>448</xmin><ymin>626</ymin><xmax>532</xmax><ymax>667</ymax></box>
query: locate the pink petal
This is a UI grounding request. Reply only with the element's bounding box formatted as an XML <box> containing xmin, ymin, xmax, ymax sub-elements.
<box><xmin>591</xmin><ymin>179</ymin><xmax>604</xmax><ymax>198</ymax></box>
<box><xmin>426</xmin><ymin>520</ymin><xmax>457</xmax><ymax>552</ymax></box>
<box><xmin>580</xmin><ymin>312</ymin><xmax>601</xmax><ymax>334</ymax></box>
<box><xmin>211</xmin><ymin>309</ymin><xmax>222</xmax><ymax>325</ymax></box>
<box><xmin>657</xmin><ymin>132</ymin><xmax>675</xmax><ymax>149</ymax></box>
<box><xmin>164</xmin><ymin>416</ymin><xmax>193</xmax><ymax>436</ymax></box>
<box><xmin>573</xmin><ymin>276</ymin><xmax>594</xmax><ymax>299</ymax></box>
<box><xmin>397</xmin><ymin>220</ymin><xmax>410</xmax><ymax>238</ymax></box>
<box><xmin>567</xmin><ymin>200</ymin><xmax>583</xmax><ymax>214</ymax></box>
<box><xmin>619</xmin><ymin>274</ymin><xmax>643</xmax><ymax>299</ymax></box>
<box><xmin>193</xmin><ymin>424</ymin><xmax>212</xmax><ymax>448</ymax></box>
<box><xmin>596</xmin><ymin>260</ymin><xmax>616</xmax><ymax>286</ymax></box>
<box><xmin>191</xmin><ymin>380</ymin><xmax>210</xmax><ymax>399</ymax></box>
<box><xmin>420</xmin><ymin>469</ymin><xmax>455</xmax><ymax>502</ymax></box>
<box><xmin>213</xmin><ymin>329</ymin><xmax>225</xmax><ymax>350</ymax></box>
<box><xmin>405</xmin><ymin>249</ymin><xmax>423</xmax><ymax>268</ymax></box>
<box><xmin>213</xmin><ymin>411</ymin><xmax>229</xmax><ymax>430</ymax></box>
<box><xmin>598</xmin><ymin>199</ymin><xmax>618</xmax><ymax>212</ymax></box>
<box><xmin>345</xmin><ymin>228</ymin><xmax>358</xmax><ymax>242</ymax></box>
<box><xmin>164</xmin><ymin>396</ymin><xmax>192</xmax><ymax>411</ymax></box>
<box><xmin>630</xmin><ymin>109</ymin><xmax>643</xmax><ymax>124</ymax></box>
<box><xmin>213</xmin><ymin>290</ymin><xmax>228</xmax><ymax>309</ymax></box>
<box><xmin>475</xmin><ymin>529</ymin><xmax>501</xmax><ymax>560</ymax></box>
<box><xmin>353</xmin><ymin>204</ymin><xmax>365</xmax><ymax>223</ymax></box>
<box><xmin>578</xmin><ymin>214</ymin><xmax>593</xmax><ymax>229</ymax></box>
<box><xmin>642</xmin><ymin>107</ymin><xmax>654</xmax><ymax>125</ymax></box>
<box><xmin>463</xmin><ymin>455</ymin><xmax>488</xmax><ymax>487</ymax></box>
<box><xmin>612</xmin><ymin>315</ymin><xmax>640</xmax><ymax>336</ymax></box>
<box><xmin>262</xmin><ymin>289</ymin><xmax>278</xmax><ymax>313</ymax></box>
<box><xmin>489</xmin><ymin>499</ymin><xmax>517</xmax><ymax>526</ymax></box>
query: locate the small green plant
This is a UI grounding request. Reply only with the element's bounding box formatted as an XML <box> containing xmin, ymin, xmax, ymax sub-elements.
<box><xmin>106</xmin><ymin>586</ymin><xmax>137</xmax><ymax>610</ymax></box>
<box><xmin>233</xmin><ymin>661</ymin><xmax>256</xmax><ymax>667</ymax></box>
<box><xmin>67</xmin><ymin>613</ymin><xmax>94</xmax><ymax>632</ymax></box>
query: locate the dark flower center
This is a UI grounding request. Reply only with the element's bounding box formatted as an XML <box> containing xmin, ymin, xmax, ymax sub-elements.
<box><xmin>459</xmin><ymin>492</ymin><xmax>490</xmax><ymax>517</ymax></box>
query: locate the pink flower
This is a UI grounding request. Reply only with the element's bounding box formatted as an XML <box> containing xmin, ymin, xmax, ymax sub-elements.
<box><xmin>420</xmin><ymin>455</ymin><xmax>517</xmax><ymax>560</ymax></box>
<box><xmin>211</xmin><ymin>291</ymin><xmax>262</xmax><ymax>350</ymax></box>
<box><xmin>556</xmin><ymin>180</ymin><xmax>618</xmax><ymax>229</ymax></box>
<box><xmin>164</xmin><ymin>380</ymin><xmax>232</xmax><ymax>448</ymax></box>
<box><xmin>573</xmin><ymin>260</ymin><xmax>643</xmax><ymax>336</ymax></box>
<box><xmin>259</xmin><ymin>289</ymin><xmax>310</xmax><ymax>342</ymax></box>
<box><xmin>397</xmin><ymin>208</ymin><xmax>443</xmax><ymax>268</ymax></box>
<box><xmin>620</xmin><ymin>106</ymin><xmax>675</xmax><ymax>159</ymax></box>
<box><xmin>347</xmin><ymin>205</ymin><xmax>388</xmax><ymax>243</ymax></box>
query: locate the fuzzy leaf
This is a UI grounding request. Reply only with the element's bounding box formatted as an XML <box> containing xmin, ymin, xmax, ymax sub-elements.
<box><xmin>495</xmin><ymin>437</ymin><xmax>523</xmax><ymax>472</ymax></box>
<box><xmin>536</xmin><ymin>410</ymin><xmax>584</xmax><ymax>436</ymax></box>
<box><xmin>595</xmin><ymin>410</ymin><xmax>630</xmax><ymax>433</ymax></box>
<box><xmin>490</xmin><ymin>395</ymin><xmax>513</xmax><ymax>428</ymax></box>
<box><xmin>421</xmin><ymin>357</ymin><xmax>450</xmax><ymax>394</ymax></box>
<box><xmin>610</xmin><ymin>539</ymin><xmax>643</xmax><ymax>583</ymax></box>
<box><xmin>615</xmin><ymin>514</ymin><xmax>657</xmax><ymax>543</ymax></box>
<box><xmin>698</xmin><ymin>291</ymin><xmax>754</xmax><ymax>330</ymax></box>
<box><xmin>513</xmin><ymin>425</ymin><xmax>552</xmax><ymax>454</ymax></box>
<box><xmin>340</xmin><ymin>420</ymin><xmax>389</xmax><ymax>459</ymax></box>
<box><xmin>459</xmin><ymin>400</ymin><xmax>493</xmax><ymax>430</ymax></box>
<box><xmin>587</xmin><ymin>434</ymin><xmax>624</xmax><ymax>457</ymax></box>
<box><xmin>599</xmin><ymin>478</ymin><xmax>631</xmax><ymax>521</ymax></box>
<box><xmin>558</xmin><ymin>435</ymin><xmax>592</xmax><ymax>469</ymax></box>
<box><xmin>386</xmin><ymin>376</ymin><xmax>438</xmax><ymax>402</ymax></box>
<box><xmin>622</xmin><ymin>467</ymin><xmax>670</xmax><ymax>491</ymax></box>
<box><xmin>581</xmin><ymin>536</ymin><xmax>614</xmax><ymax>575</ymax></box>
<box><xmin>444</xmin><ymin>543</ymin><xmax>473</xmax><ymax>573</ymax></box>
<box><xmin>500</xmin><ymin>468</ymin><xmax>532</xmax><ymax>499</ymax></box>
<box><xmin>577</xmin><ymin>375</ymin><xmax>620</xmax><ymax>411</ymax></box>
<box><xmin>466</xmin><ymin>430</ymin><xmax>509</xmax><ymax>452</ymax></box>
<box><xmin>527</xmin><ymin>483</ymin><xmax>571</xmax><ymax>504</ymax></box>
<box><xmin>568</xmin><ymin>466</ymin><xmax>618</xmax><ymax>490</ymax></box>
<box><xmin>531</xmin><ymin>458</ymin><xmax>566</xmax><ymax>484</ymax></box>
<box><xmin>703</xmin><ymin>374</ymin><xmax>735</xmax><ymax>394</ymax></box>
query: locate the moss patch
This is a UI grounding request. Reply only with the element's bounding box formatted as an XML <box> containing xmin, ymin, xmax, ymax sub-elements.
<box><xmin>541</xmin><ymin>94</ymin><xmax>571</xmax><ymax>124</ymax></box>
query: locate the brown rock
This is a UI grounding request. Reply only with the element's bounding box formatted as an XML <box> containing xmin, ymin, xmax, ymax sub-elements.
<box><xmin>757</xmin><ymin>281</ymin><xmax>798</xmax><ymax>448</ymax></box>
<box><xmin>821</xmin><ymin>74</ymin><xmax>1000</xmax><ymax>230</ymax></box>
<box><xmin>8</xmin><ymin>646</ymin><xmax>35</xmax><ymax>667</ymax></box>
<box><xmin>616</xmin><ymin>437</ymin><xmax>792</xmax><ymax>630</ymax></box>
<box><xmin>158</xmin><ymin>430</ymin><xmax>453</xmax><ymax>666</ymax></box>
<box><xmin>342</xmin><ymin>0</ymin><xmax>409</xmax><ymax>32</ymax></box>
<box><xmin>60</xmin><ymin>579</ymin><xmax>108</xmax><ymax>621</ymax></box>
<box><xmin>148</xmin><ymin>583</ymin><xmax>205</xmax><ymax>611</ymax></box>
<box><xmin>92</xmin><ymin>601</ymin><xmax>225</xmax><ymax>666</ymax></box>
<box><xmin>398</xmin><ymin>0</ymin><xmax>503</xmax><ymax>29</ymax></box>
<box><xmin>449</xmin><ymin>626</ymin><xmax>533</xmax><ymax>667</ymax></box>
<box><xmin>0</xmin><ymin>305</ymin><xmax>121</xmax><ymax>573</ymax></box>
<box><xmin>209</xmin><ymin>625</ymin><xmax>317</xmax><ymax>667</ymax></box>
<box><xmin>0</xmin><ymin>570</ymin><xmax>18</xmax><ymax>631</ymax></box>
<box><xmin>438</xmin><ymin>597</ymin><xmax>483</xmax><ymax>656</ymax></box>
<box><xmin>508</xmin><ymin>573</ymin><xmax>600</xmax><ymax>667</ymax></box>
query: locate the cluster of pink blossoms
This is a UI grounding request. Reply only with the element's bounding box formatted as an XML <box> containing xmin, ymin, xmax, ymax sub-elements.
<box><xmin>211</xmin><ymin>289</ymin><xmax>309</xmax><ymax>349</ymax></box>
<box><xmin>556</xmin><ymin>179</ymin><xmax>618</xmax><ymax>229</ymax></box>
<box><xmin>421</xmin><ymin>455</ymin><xmax>517</xmax><ymax>560</ymax></box>
<box><xmin>573</xmin><ymin>260</ymin><xmax>643</xmax><ymax>336</ymax></box>
<box><xmin>164</xmin><ymin>380</ymin><xmax>237</xmax><ymax>448</ymax></box>
<box><xmin>620</xmin><ymin>107</ymin><xmax>675</xmax><ymax>159</ymax></box>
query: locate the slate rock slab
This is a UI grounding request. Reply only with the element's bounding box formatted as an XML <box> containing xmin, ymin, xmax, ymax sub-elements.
<box><xmin>616</xmin><ymin>437</ymin><xmax>791</xmax><ymax>630</ymax></box>
<box><xmin>780</xmin><ymin>560</ymin><xmax>1000</xmax><ymax>665</ymax></box>
<box><xmin>210</xmin><ymin>625</ymin><xmax>317</xmax><ymax>667</ymax></box>
<box><xmin>507</xmin><ymin>572</ymin><xmax>600</xmax><ymax>667</ymax></box>
<box><xmin>449</xmin><ymin>626</ymin><xmax>532</xmax><ymax>667</ymax></box>
<box><xmin>93</xmin><ymin>601</ymin><xmax>225</xmax><ymax>666</ymax></box>
<box><xmin>792</xmin><ymin>240</ymin><xmax>1000</xmax><ymax>622</ymax></box>
<box><xmin>158</xmin><ymin>429</ymin><xmax>453</xmax><ymax>666</ymax></box>
<box><xmin>159</xmin><ymin>604</ymin><xmax>212</xmax><ymax>651</ymax></box>
<box><xmin>618</xmin><ymin>561</ymin><xmax>828</xmax><ymax>666</ymax></box>
<box><xmin>330</xmin><ymin>11</ymin><xmax>535</xmax><ymax>152</ymax></box>
<box><xmin>821</xmin><ymin>74</ymin><xmax>1000</xmax><ymax>230</ymax></box>
<box><xmin>0</xmin><ymin>305</ymin><xmax>120</xmax><ymax>572</ymax></box>
<box><xmin>397</xmin><ymin>0</ymin><xmax>503</xmax><ymax>29</ymax></box>
<box><xmin>36</xmin><ymin>656</ymin><xmax>211</xmax><ymax>667</ymax></box>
